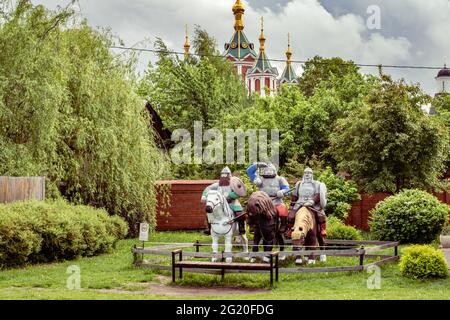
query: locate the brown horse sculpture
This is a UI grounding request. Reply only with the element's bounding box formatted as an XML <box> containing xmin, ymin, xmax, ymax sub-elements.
<box><xmin>291</xmin><ymin>207</ymin><xmax>320</xmax><ymax>265</ymax></box>
<box><xmin>246</xmin><ymin>191</ymin><xmax>281</xmax><ymax>262</ymax></box>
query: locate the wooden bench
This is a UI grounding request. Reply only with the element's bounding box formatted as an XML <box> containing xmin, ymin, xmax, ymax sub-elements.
<box><xmin>171</xmin><ymin>249</ymin><xmax>280</xmax><ymax>286</ymax></box>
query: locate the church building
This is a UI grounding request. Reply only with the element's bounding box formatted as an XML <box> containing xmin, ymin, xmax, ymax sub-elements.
<box><xmin>223</xmin><ymin>0</ymin><xmax>298</xmax><ymax>96</ymax></box>
<box><xmin>185</xmin><ymin>0</ymin><xmax>298</xmax><ymax>97</ymax></box>
<box><xmin>436</xmin><ymin>64</ymin><xmax>450</xmax><ymax>95</ymax></box>
<box><xmin>184</xmin><ymin>0</ymin><xmax>445</xmax><ymax>99</ymax></box>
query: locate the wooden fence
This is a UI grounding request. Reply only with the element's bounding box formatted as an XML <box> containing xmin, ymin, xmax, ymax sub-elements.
<box><xmin>0</xmin><ymin>176</ymin><xmax>46</xmax><ymax>203</ymax></box>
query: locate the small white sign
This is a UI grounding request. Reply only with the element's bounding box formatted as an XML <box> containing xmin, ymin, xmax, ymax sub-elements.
<box><xmin>139</xmin><ymin>223</ymin><xmax>149</xmax><ymax>241</ymax></box>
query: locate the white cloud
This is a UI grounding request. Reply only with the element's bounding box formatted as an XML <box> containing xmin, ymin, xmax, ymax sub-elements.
<box><xmin>30</xmin><ymin>0</ymin><xmax>449</xmax><ymax>94</ymax></box>
<box><xmin>359</xmin><ymin>33</ymin><xmax>412</xmax><ymax>64</ymax></box>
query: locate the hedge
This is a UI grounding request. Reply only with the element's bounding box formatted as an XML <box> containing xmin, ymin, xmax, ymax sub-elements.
<box><xmin>327</xmin><ymin>216</ymin><xmax>363</xmax><ymax>240</ymax></box>
<box><xmin>0</xmin><ymin>201</ymin><xmax>128</xmax><ymax>268</ymax></box>
<box><xmin>369</xmin><ymin>189</ymin><xmax>449</xmax><ymax>244</ymax></box>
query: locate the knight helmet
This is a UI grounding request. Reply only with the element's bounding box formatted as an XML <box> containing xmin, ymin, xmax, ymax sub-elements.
<box><xmin>303</xmin><ymin>167</ymin><xmax>314</xmax><ymax>182</ymax></box>
<box><xmin>262</xmin><ymin>163</ymin><xmax>277</xmax><ymax>178</ymax></box>
<box><xmin>219</xmin><ymin>166</ymin><xmax>232</xmax><ymax>186</ymax></box>
<box><xmin>221</xmin><ymin>166</ymin><xmax>232</xmax><ymax>177</ymax></box>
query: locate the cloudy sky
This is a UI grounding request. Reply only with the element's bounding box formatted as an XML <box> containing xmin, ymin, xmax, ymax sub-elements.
<box><xmin>31</xmin><ymin>0</ymin><xmax>450</xmax><ymax>94</ymax></box>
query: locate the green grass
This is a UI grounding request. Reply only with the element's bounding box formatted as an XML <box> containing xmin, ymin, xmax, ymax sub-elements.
<box><xmin>0</xmin><ymin>231</ymin><xmax>449</xmax><ymax>300</ymax></box>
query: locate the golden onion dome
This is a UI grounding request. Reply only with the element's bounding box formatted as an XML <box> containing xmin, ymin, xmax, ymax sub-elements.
<box><xmin>233</xmin><ymin>0</ymin><xmax>245</xmax><ymax>31</ymax></box>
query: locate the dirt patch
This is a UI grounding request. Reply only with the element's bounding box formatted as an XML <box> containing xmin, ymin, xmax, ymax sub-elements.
<box><xmin>97</xmin><ymin>276</ymin><xmax>268</xmax><ymax>297</ymax></box>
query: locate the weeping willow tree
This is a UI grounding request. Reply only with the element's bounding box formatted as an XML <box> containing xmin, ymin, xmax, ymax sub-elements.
<box><xmin>0</xmin><ymin>0</ymin><xmax>169</xmax><ymax>235</ymax></box>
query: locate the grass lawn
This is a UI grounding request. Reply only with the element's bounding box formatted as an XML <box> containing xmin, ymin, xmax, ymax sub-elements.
<box><xmin>0</xmin><ymin>231</ymin><xmax>449</xmax><ymax>300</ymax></box>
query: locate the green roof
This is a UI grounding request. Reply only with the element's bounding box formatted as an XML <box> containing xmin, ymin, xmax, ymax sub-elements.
<box><xmin>224</xmin><ymin>31</ymin><xmax>257</xmax><ymax>60</ymax></box>
<box><xmin>279</xmin><ymin>63</ymin><xmax>298</xmax><ymax>83</ymax></box>
<box><xmin>247</xmin><ymin>51</ymin><xmax>278</xmax><ymax>76</ymax></box>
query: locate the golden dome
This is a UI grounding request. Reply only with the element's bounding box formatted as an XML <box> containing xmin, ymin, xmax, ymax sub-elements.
<box><xmin>233</xmin><ymin>0</ymin><xmax>245</xmax><ymax>31</ymax></box>
<box><xmin>184</xmin><ymin>25</ymin><xmax>190</xmax><ymax>58</ymax></box>
<box><xmin>286</xmin><ymin>33</ymin><xmax>292</xmax><ymax>64</ymax></box>
<box><xmin>259</xmin><ymin>17</ymin><xmax>266</xmax><ymax>52</ymax></box>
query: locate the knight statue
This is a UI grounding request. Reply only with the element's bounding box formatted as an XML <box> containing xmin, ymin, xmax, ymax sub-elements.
<box><xmin>289</xmin><ymin>167</ymin><xmax>328</xmax><ymax>260</ymax></box>
<box><xmin>246</xmin><ymin>162</ymin><xmax>290</xmax><ymax>251</ymax></box>
<box><xmin>201</xmin><ymin>166</ymin><xmax>247</xmax><ymax>235</ymax></box>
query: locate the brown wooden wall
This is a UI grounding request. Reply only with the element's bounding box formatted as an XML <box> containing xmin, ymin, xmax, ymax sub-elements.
<box><xmin>0</xmin><ymin>176</ymin><xmax>46</xmax><ymax>204</ymax></box>
<box><xmin>345</xmin><ymin>193</ymin><xmax>391</xmax><ymax>230</ymax></box>
<box><xmin>155</xmin><ymin>180</ymin><xmax>450</xmax><ymax>231</ymax></box>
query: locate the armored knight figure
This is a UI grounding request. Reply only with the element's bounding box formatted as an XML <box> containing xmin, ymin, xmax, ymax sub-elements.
<box><xmin>246</xmin><ymin>162</ymin><xmax>290</xmax><ymax>246</ymax></box>
<box><xmin>201</xmin><ymin>167</ymin><xmax>247</xmax><ymax>235</ymax></box>
<box><xmin>289</xmin><ymin>167</ymin><xmax>327</xmax><ymax>239</ymax></box>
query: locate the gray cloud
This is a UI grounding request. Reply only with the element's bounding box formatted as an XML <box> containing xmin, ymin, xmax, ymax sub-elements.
<box><xmin>31</xmin><ymin>0</ymin><xmax>449</xmax><ymax>94</ymax></box>
<box><xmin>247</xmin><ymin>0</ymin><xmax>293</xmax><ymax>13</ymax></box>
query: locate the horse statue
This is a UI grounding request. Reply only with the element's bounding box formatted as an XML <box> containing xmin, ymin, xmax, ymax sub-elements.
<box><xmin>204</xmin><ymin>190</ymin><xmax>249</xmax><ymax>263</ymax></box>
<box><xmin>246</xmin><ymin>191</ymin><xmax>280</xmax><ymax>263</ymax></box>
<box><xmin>290</xmin><ymin>206</ymin><xmax>321</xmax><ymax>265</ymax></box>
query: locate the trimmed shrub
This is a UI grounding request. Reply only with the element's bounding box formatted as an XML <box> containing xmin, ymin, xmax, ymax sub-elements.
<box><xmin>369</xmin><ymin>189</ymin><xmax>449</xmax><ymax>244</ymax></box>
<box><xmin>0</xmin><ymin>201</ymin><xmax>128</xmax><ymax>268</ymax></box>
<box><xmin>399</xmin><ymin>245</ymin><xmax>449</xmax><ymax>279</ymax></box>
<box><xmin>327</xmin><ymin>216</ymin><xmax>363</xmax><ymax>240</ymax></box>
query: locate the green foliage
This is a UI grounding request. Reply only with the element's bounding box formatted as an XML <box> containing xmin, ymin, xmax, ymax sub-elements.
<box><xmin>298</xmin><ymin>56</ymin><xmax>361</xmax><ymax>97</ymax></box>
<box><xmin>327</xmin><ymin>216</ymin><xmax>363</xmax><ymax>240</ymax></box>
<box><xmin>220</xmin><ymin>85</ymin><xmax>323</xmax><ymax>165</ymax></box>
<box><xmin>0</xmin><ymin>200</ymin><xmax>128</xmax><ymax>268</ymax></box>
<box><xmin>433</xmin><ymin>94</ymin><xmax>450</xmax><ymax>171</ymax></box>
<box><xmin>281</xmin><ymin>155</ymin><xmax>326</xmax><ymax>181</ymax></box>
<box><xmin>399</xmin><ymin>245</ymin><xmax>449</xmax><ymax>279</ymax></box>
<box><xmin>221</xmin><ymin>72</ymin><xmax>369</xmax><ymax>168</ymax></box>
<box><xmin>330</xmin><ymin>76</ymin><xmax>449</xmax><ymax>193</ymax></box>
<box><xmin>237</xmin><ymin>171</ymin><xmax>258</xmax><ymax>205</ymax></box>
<box><xmin>434</xmin><ymin>94</ymin><xmax>450</xmax><ymax>125</ymax></box>
<box><xmin>0</xmin><ymin>1</ymin><xmax>167</xmax><ymax>235</ymax></box>
<box><xmin>369</xmin><ymin>189</ymin><xmax>449</xmax><ymax>243</ymax></box>
<box><xmin>316</xmin><ymin>168</ymin><xmax>360</xmax><ymax>220</ymax></box>
<box><xmin>0</xmin><ymin>1</ymin><xmax>69</xmax><ymax>177</ymax></box>
<box><xmin>138</xmin><ymin>26</ymin><xmax>248</xmax><ymax>132</ymax></box>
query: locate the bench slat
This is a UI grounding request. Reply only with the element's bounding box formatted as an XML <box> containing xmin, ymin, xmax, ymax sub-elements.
<box><xmin>174</xmin><ymin>261</ymin><xmax>272</xmax><ymax>270</ymax></box>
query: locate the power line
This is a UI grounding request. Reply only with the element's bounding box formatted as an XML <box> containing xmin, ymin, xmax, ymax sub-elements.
<box><xmin>110</xmin><ymin>45</ymin><xmax>444</xmax><ymax>71</ymax></box>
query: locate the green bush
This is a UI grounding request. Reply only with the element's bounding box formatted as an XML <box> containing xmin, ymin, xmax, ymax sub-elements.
<box><xmin>369</xmin><ymin>189</ymin><xmax>449</xmax><ymax>244</ymax></box>
<box><xmin>399</xmin><ymin>245</ymin><xmax>449</xmax><ymax>279</ymax></box>
<box><xmin>0</xmin><ymin>201</ymin><xmax>128</xmax><ymax>268</ymax></box>
<box><xmin>327</xmin><ymin>216</ymin><xmax>363</xmax><ymax>240</ymax></box>
<box><xmin>316</xmin><ymin>168</ymin><xmax>361</xmax><ymax>220</ymax></box>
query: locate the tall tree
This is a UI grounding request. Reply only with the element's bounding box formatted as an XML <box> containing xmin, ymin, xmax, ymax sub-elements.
<box><xmin>329</xmin><ymin>75</ymin><xmax>449</xmax><ymax>193</ymax></box>
<box><xmin>138</xmin><ymin>26</ymin><xmax>248</xmax><ymax>132</ymax></box>
<box><xmin>220</xmin><ymin>76</ymin><xmax>371</xmax><ymax>168</ymax></box>
<box><xmin>298</xmin><ymin>56</ymin><xmax>361</xmax><ymax>97</ymax></box>
<box><xmin>0</xmin><ymin>0</ymin><xmax>167</xmax><ymax>235</ymax></box>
